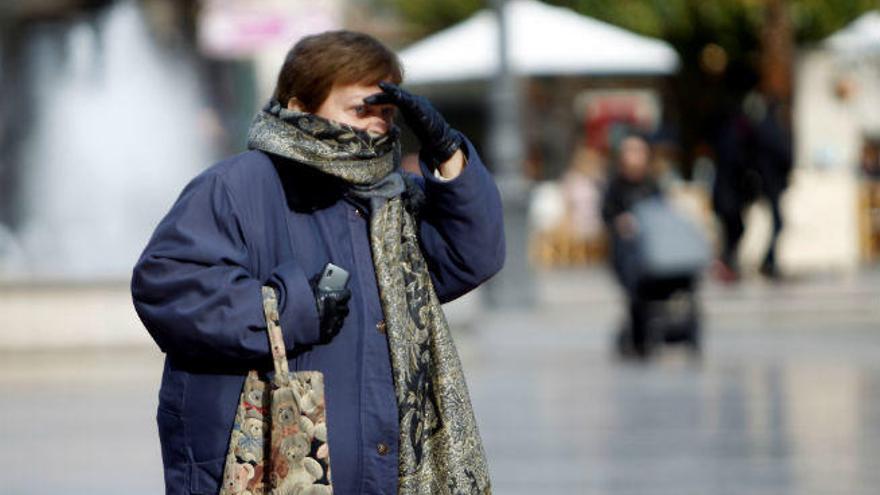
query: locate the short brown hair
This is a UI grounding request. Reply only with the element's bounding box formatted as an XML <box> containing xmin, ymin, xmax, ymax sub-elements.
<box><xmin>273</xmin><ymin>30</ymin><xmax>403</xmax><ymax>112</ymax></box>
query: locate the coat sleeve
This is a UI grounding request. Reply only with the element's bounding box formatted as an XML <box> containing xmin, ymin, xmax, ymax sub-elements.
<box><xmin>415</xmin><ymin>138</ymin><xmax>506</xmax><ymax>304</ymax></box>
<box><xmin>130</xmin><ymin>171</ymin><xmax>321</xmax><ymax>363</ymax></box>
<box><xmin>601</xmin><ymin>180</ymin><xmax>621</xmax><ymax>227</ymax></box>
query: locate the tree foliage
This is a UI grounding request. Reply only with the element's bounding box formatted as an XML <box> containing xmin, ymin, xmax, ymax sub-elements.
<box><xmin>546</xmin><ymin>0</ymin><xmax>879</xmax><ymax>58</ymax></box>
<box><xmin>382</xmin><ymin>0</ymin><xmax>879</xmax><ymax>48</ymax></box>
<box><xmin>376</xmin><ymin>0</ymin><xmax>484</xmax><ymax>37</ymax></box>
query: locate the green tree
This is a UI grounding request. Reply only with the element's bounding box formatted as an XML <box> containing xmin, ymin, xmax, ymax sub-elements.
<box><xmin>376</xmin><ymin>0</ymin><xmax>484</xmax><ymax>37</ymax></box>
<box><xmin>381</xmin><ymin>0</ymin><xmax>879</xmax><ymax>43</ymax></box>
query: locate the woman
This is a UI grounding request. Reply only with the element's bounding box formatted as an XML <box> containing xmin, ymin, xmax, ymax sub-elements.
<box><xmin>602</xmin><ymin>133</ymin><xmax>661</xmax><ymax>357</ymax></box>
<box><xmin>132</xmin><ymin>30</ymin><xmax>503</xmax><ymax>495</ymax></box>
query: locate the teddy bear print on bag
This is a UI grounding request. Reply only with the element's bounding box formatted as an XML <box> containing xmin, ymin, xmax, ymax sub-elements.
<box><xmin>220</xmin><ymin>287</ymin><xmax>333</xmax><ymax>495</ymax></box>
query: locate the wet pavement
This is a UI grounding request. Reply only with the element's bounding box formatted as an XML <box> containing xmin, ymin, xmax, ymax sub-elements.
<box><xmin>2</xmin><ymin>268</ymin><xmax>879</xmax><ymax>494</ymax></box>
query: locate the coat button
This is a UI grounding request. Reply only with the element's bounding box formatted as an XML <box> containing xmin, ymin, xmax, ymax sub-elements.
<box><xmin>354</xmin><ymin>207</ymin><xmax>363</xmax><ymax>217</ymax></box>
<box><xmin>377</xmin><ymin>443</ymin><xmax>389</xmax><ymax>456</ymax></box>
<box><xmin>376</xmin><ymin>320</ymin><xmax>386</xmax><ymax>334</ymax></box>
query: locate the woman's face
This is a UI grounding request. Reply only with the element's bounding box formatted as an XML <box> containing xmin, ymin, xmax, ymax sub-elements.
<box><xmin>297</xmin><ymin>82</ymin><xmax>396</xmax><ymax>136</ymax></box>
<box><xmin>619</xmin><ymin>136</ymin><xmax>650</xmax><ymax>181</ymax></box>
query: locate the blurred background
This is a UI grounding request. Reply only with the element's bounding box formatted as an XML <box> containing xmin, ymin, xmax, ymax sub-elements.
<box><xmin>1</xmin><ymin>0</ymin><xmax>880</xmax><ymax>493</ymax></box>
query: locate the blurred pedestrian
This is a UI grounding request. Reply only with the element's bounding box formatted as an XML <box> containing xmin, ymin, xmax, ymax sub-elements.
<box><xmin>603</xmin><ymin>133</ymin><xmax>705</xmax><ymax>358</ymax></box>
<box><xmin>562</xmin><ymin>143</ymin><xmax>606</xmax><ymax>245</ymax></box>
<box><xmin>712</xmin><ymin>91</ymin><xmax>793</xmax><ymax>280</ymax></box>
<box><xmin>602</xmin><ymin>133</ymin><xmax>662</xmax><ymax>356</ymax></box>
<box><xmin>131</xmin><ymin>30</ymin><xmax>502</xmax><ymax>495</ymax></box>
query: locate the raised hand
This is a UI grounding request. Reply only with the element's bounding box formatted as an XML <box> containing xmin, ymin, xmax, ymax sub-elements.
<box><xmin>364</xmin><ymin>82</ymin><xmax>462</xmax><ymax>168</ymax></box>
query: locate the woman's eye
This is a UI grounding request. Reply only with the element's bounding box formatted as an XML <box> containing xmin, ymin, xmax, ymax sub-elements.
<box><xmin>353</xmin><ymin>105</ymin><xmax>366</xmax><ymax>116</ymax></box>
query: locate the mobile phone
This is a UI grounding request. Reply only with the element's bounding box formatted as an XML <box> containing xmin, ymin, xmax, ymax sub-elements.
<box><xmin>318</xmin><ymin>263</ymin><xmax>350</xmax><ymax>291</ymax></box>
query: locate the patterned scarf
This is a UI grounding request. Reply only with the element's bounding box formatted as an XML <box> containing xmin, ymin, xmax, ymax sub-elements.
<box><xmin>248</xmin><ymin>101</ymin><xmax>491</xmax><ymax>494</ymax></box>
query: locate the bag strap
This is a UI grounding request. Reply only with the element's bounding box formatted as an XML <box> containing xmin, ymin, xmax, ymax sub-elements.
<box><xmin>261</xmin><ymin>285</ymin><xmax>291</xmax><ymax>386</ymax></box>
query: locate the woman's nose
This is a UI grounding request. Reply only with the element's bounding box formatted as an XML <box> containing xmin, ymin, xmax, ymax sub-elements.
<box><xmin>365</xmin><ymin>117</ymin><xmax>388</xmax><ymax>134</ymax></box>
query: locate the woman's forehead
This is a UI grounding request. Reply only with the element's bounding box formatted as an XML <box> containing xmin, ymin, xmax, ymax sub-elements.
<box><xmin>331</xmin><ymin>82</ymin><xmax>381</xmax><ymax>103</ymax></box>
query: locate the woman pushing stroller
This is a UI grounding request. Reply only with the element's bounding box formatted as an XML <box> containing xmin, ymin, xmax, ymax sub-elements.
<box><xmin>602</xmin><ymin>133</ymin><xmax>705</xmax><ymax>359</ymax></box>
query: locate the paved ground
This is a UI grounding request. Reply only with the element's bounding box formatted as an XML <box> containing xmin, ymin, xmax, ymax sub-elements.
<box><xmin>1</xmin><ymin>267</ymin><xmax>879</xmax><ymax>494</ymax></box>
<box><xmin>468</xmin><ymin>269</ymin><xmax>880</xmax><ymax>495</ymax></box>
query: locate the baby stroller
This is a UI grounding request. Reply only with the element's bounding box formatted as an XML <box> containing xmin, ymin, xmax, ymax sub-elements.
<box><xmin>613</xmin><ymin>197</ymin><xmax>709</xmax><ymax>359</ymax></box>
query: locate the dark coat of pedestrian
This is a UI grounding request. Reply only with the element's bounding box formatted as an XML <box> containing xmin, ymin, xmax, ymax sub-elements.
<box><xmin>712</xmin><ymin>92</ymin><xmax>793</xmax><ymax>279</ymax></box>
<box><xmin>601</xmin><ymin>135</ymin><xmax>662</xmax><ymax>294</ymax></box>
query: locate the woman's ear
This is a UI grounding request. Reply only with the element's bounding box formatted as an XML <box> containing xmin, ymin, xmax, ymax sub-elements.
<box><xmin>286</xmin><ymin>97</ymin><xmax>305</xmax><ymax>112</ymax></box>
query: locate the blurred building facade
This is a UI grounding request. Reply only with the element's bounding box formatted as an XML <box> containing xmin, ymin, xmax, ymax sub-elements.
<box><xmin>788</xmin><ymin>11</ymin><xmax>880</xmax><ymax>271</ymax></box>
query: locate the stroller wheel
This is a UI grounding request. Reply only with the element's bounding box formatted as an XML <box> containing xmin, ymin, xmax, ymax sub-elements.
<box><xmin>686</xmin><ymin>303</ymin><xmax>703</xmax><ymax>355</ymax></box>
<box><xmin>614</xmin><ymin>324</ymin><xmax>652</xmax><ymax>361</ymax></box>
<box><xmin>614</xmin><ymin>325</ymin><xmax>633</xmax><ymax>357</ymax></box>
<box><xmin>614</xmin><ymin>325</ymin><xmax>640</xmax><ymax>359</ymax></box>
<box><xmin>685</xmin><ymin>338</ymin><xmax>703</xmax><ymax>365</ymax></box>
<box><xmin>683</xmin><ymin>319</ymin><xmax>703</xmax><ymax>361</ymax></box>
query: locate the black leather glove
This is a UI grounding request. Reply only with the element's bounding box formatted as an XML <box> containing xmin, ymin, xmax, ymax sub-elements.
<box><xmin>364</xmin><ymin>82</ymin><xmax>463</xmax><ymax>168</ymax></box>
<box><xmin>310</xmin><ymin>274</ymin><xmax>351</xmax><ymax>343</ymax></box>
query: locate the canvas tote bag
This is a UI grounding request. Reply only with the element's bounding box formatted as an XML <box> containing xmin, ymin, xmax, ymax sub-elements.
<box><xmin>219</xmin><ymin>286</ymin><xmax>332</xmax><ymax>495</ymax></box>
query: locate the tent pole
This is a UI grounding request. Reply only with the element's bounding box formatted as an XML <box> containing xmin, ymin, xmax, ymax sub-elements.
<box><xmin>485</xmin><ymin>0</ymin><xmax>536</xmax><ymax>308</ymax></box>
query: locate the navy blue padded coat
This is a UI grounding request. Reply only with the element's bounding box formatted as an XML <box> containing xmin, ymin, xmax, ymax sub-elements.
<box><xmin>131</xmin><ymin>139</ymin><xmax>504</xmax><ymax>495</ymax></box>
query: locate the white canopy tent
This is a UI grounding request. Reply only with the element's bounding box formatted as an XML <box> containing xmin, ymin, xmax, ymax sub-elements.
<box><xmin>398</xmin><ymin>0</ymin><xmax>680</xmax><ymax>85</ymax></box>
<box><xmin>825</xmin><ymin>10</ymin><xmax>880</xmax><ymax>56</ymax></box>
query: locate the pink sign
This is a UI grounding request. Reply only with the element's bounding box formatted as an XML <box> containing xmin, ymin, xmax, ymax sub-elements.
<box><xmin>197</xmin><ymin>1</ymin><xmax>340</xmax><ymax>58</ymax></box>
